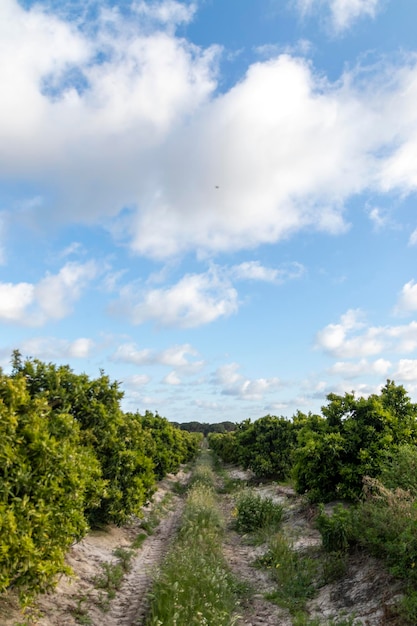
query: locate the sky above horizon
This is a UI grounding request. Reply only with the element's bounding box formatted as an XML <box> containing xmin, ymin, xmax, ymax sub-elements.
<box><xmin>1</xmin><ymin>0</ymin><xmax>417</xmax><ymax>423</ymax></box>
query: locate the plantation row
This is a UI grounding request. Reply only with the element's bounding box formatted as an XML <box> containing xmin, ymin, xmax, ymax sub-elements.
<box><xmin>209</xmin><ymin>380</ymin><xmax>417</xmax><ymax>502</ymax></box>
<box><xmin>209</xmin><ymin>380</ymin><xmax>417</xmax><ymax>620</ymax></box>
<box><xmin>0</xmin><ymin>352</ymin><xmax>201</xmax><ymax>603</ymax></box>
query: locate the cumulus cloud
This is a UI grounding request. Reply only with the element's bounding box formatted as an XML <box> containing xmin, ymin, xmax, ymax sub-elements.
<box><xmin>35</xmin><ymin>261</ymin><xmax>98</xmax><ymax>320</ymax></box>
<box><xmin>316</xmin><ymin>309</ymin><xmax>417</xmax><ymax>358</ymax></box>
<box><xmin>327</xmin><ymin>357</ymin><xmax>391</xmax><ymax>378</ymax></box>
<box><xmin>393</xmin><ymin>359</ymin><xmax>417</xmax><ymax>382</ymax></box>
<box><xmin>0</xmin><ymin>261</ymin><xmax>97</xmax><ymax>325</ymax></box>
<box><xmin>213</xmin><ymin>363</ymin><xmax>283</xmax><ymax>400</ymax></box>
<box><xmin>295</xmin><ymin>0</ymin><xmax>381</xmax><ymax>32</ymax></box>
<box><xmin>395</xmin><ymin>280</ymin><xmax>417</xmax><ymax>314</ymax></box>
<box><xmin>19</xmin><ymin>336</ymin><xmax>95</xmax><ymax>359</ymax></box>
<box><xmin>2</xmin><ymin>0</ymin><xmax>417</xmax><ymax>263</ymax></box>
<box><xmin>112</xmin><ymin>342</ymin><xmax>204</xmax><ymax>373</ymax></box>
<box><xmin>0</xmin><ymin>282</ymin><xmax>35</xmax><ymax>323</ymax></box>
<box><xmin>110</xmin><ymin>268</ymin><xmax>238</xmax><ymax>328</ymax></box>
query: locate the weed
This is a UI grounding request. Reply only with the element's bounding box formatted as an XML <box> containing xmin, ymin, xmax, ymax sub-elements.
<box><xmin>93</xmin><ymin>561</ymin><xmax>124</xmax><ymax>600</ymax></box>
<box><xmin>262</xmin><ymin>533</ymin><xmax>318</xmax><ymax>614</ymax></box>
<box><xmin>319</xmin><ymin>550</ymin><xmax>349</xmax><ymax>585</ymax></box>
<box><xmin>316</xmin><ymin>504</ymin><xmax>354</xmax><ymax>553</ymax></box>
<box><xmin>112</xmin><ymin>547</ymin><xmax>134</xmax><ymax>572</ymax></box>
<box><xmin>140</xmin><ymin>516</ymin><xmax>159</xmax><ymax>535</ymax></box>
<box><xmin>171</xmin><ymin>480</ymin><xmax>187</xmax><ymax>495</ymax></box>
<box><xmin>131</xmin><ymin>532</ymin><xmax>147</xmax><ymax>549</ymax></box>
<box><xmin>390</xmin><ymin>588</ymin><xmax>417</xmax><ymax>625</ymax></box>
<box><xmin>69</xmin><ymin>594</ymin><xmax>92</xmax><ymax>625</ymax></box>
<box><xmin>234</xmin><ymin>490</ymin><xmax>283</xmax><ymax>534</ymax></box>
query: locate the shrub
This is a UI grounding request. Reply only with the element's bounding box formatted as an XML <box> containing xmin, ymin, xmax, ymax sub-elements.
<box><xmin>234</xmin><ymin>490</ymin><xmax>283</xmax><ymax>534</ymax></box>
<box><xmin>0</xmin><ymin>375</ymin><xmax>102</xmax><ymax>602</ymax></box>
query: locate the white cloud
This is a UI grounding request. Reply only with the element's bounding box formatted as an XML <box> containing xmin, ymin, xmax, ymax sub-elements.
<box><xmin>20</xmin><ymin>336</ymin><xmax>94</xmax><ymax>359</ymax></box>
<box><xmin>112</xmin><ymin>343</ymin><xmax>153</xmax><ymax>365</ymax></box>
<box><xmin>0</xmin><ymin>260</ymin><xmax>97</xmax><ymax>325</ymax></box>
<box><xmin>0</xmin><ymin>282</ymin><xmax>35</xmax><ymax>323</ymax></box>
<box><xmin>214</xmin><ymin>363</ymin><xmax>282</xmax><ymax>400</ymax></box>
<box><xmin>134</xmin><ymin>1</ymin><xmax>196</xmax><ymax>26</ymax></box>
<box><xmin>111</xmin><ymin>268</ymin><xmax>238</xmax><ymax>328</ymax></box>
<box><xmin>0</xmin><ymin>0</ymin><xmax>218</xmax><ymax>222</ymax></box>
<box><xmin>295</xmin><ymin>0</ymin><xmax>381</xmax><ymax>32</ymax></box>
<box><xmin>230</xmin><ymin>261</ymin><xmax>305</xmax><ymax>283</ymax></box>
<box><xmin>122</xmin><ymin>374</ymin><xmax>152</xmax><ymax>388</ymax></box>
<box><xmin>35</xmin><ymin>261</ymin><xmax>98</xmax><ymax>320</ymax></box>
<box><xmin>395</xmin><ymin>280</ymin><xmax>417</xmax><ymax>314</ymax></box>
<box><xmin>2</xmin><ymin>1</ymin><xmax>417</xmax><ymax>263</ymax></box>
<box><xmin>316</xmin><ymin>310</ymin><xmax>417</xmax><ymax>358</ymax></box>
<box><xmin>367</xmin><ymin>206</ymin><xmax>389</xmax><ymax>231</ymax></box>
<box><xmin>328</xmin><ymin>357</ymin><xmax>391</xmax><ymax>378</ymax></box>
<box><xmin>409</xmin><ymin>228</ymin><xmax>417</xmax><ymax>246</ymax></box>
<box><xmin>394</xmin><ymin>359</ymin><xmax>417</xmax><ymax>382</ymax></box>
<box><xmin>163</xmin><ymin>371</ymin><xmax>181</xmax><ymax>385</ymax></box>
<box><xmin>112</xmin><ymin>342</ymin><xmax>204</xmax><ymax>373</ymax></box>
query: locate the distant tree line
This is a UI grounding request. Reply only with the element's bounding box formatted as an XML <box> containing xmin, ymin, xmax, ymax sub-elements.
<box><xmin>171</xmin><ymin>421</ymin><xmax>237</xmax><ymax>436</ymax></box>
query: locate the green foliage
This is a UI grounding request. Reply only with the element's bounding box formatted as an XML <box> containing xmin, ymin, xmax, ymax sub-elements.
<box><xmin>136</xmin><ymin>411</ymin><xmax>199</xmax><ymax>481</ymax></box>
<box><xmin>209</xmin><ymin>415</ymin><xmax>297</xmax><ymax>481</ymax></box>
<box><xmin>380</xmin><ymin>443</ymin><xmax>417</xmax><ymax>495</ymax></box>
<box><xmin>351</xmin><ymin>477</ymin><xmax>417</xmax><ymax>583</ymax></box>
<box><xmin>93</xmin><ymin>562</ymin><xmax>124</xmax><ymax>600</ymax></box>
<box><xmin>315</xmin><ymin>504</ymin><xmax>354</xmax><ymax>553</ymax></box>
<box><xmin>261</xmin><ymin>533</ymin><xmax>318</xmax><ymax>614</ymax></box>
<box><xmin>394</xmin><ymin>590</ymin><xmax>417</xmax><ymax>625</ymax></box>
<box><xmin>208</xmin><ymin>431</ymin><xmax>241</xmax><ymax>465</ymax></box>
<box><xmin>0</xmin><ymin>352</ymin><xmax>200</xmax><ymax>603</ymax></box>
<box><xmin>293</xmin><ymin>381</ymin><xmax>417</xmax><ymax>502</ymax></box>
<box><xmin>0</xmin><ymin>374</ymin><xmax>102</xmax><ymax>602</ymax></box>
<box><xmin>234</xmin><ymin>490</ymin><xmax>283</xmax><ymax>534</ymax></box>
<box><xmin>173</xmin><ymin>421</ymin><xmax>236</xmax><ymax>435</ymax></box>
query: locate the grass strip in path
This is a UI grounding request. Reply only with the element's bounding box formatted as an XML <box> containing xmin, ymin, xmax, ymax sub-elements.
<box><xmin>146</xmin><ymin>451</ymin><xmax>241</xmax><ymax>626</ymax></box>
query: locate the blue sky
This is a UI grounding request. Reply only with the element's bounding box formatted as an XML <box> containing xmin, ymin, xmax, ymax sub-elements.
<box><xmin>1</xmin><ymin>0</ymin><xmax>417</xmax><ymax>423</ymax></box>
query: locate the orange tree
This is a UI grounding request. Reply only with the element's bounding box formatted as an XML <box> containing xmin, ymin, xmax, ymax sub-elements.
<box><xmin>0</xmin><ymin>374</ymin><xmax>102</xmax><ymax>601</ymax></box>
<box><xmin>293</xmin><ymin>381</ymin><xmax>417</xmax><ymax>502</ymax></box>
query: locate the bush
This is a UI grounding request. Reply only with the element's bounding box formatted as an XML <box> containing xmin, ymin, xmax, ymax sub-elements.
<box><xmin>234</xmin><ymin>491</ymin><xmax>283</xmax><ymax>534</ymax></box>
<box><xmin>0</xmin><ymin>375</ymin><xmax>102</xmax><ymax>602</ymax></box>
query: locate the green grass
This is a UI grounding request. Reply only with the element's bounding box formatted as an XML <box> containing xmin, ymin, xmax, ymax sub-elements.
<box><xmin>146</xmin><ymin>451</ymin><xmax>242</xmax><ymax>626</ymax></box>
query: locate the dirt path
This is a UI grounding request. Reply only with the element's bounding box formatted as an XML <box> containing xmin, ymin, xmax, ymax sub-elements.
<box><xmin>100</xmin><ymin>500</ymin><xmax>184</xmax><ymax>626</ymax></box>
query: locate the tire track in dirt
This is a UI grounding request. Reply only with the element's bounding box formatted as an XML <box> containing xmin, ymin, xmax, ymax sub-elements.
<box><xmin>223</xmin><ymin>525</ymin><xmax>291</xmax><ymax>626</ymax></box>
<box><xmin>219</xmin><ymin>481</ymin><xmax>292</xmax><ymax>626</ymax></box>
<box><xmin>101</xmin><ymin>497</ymin><xmax>184</xmax><ymax>626</ymax></box>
